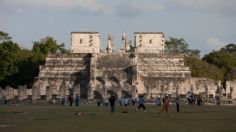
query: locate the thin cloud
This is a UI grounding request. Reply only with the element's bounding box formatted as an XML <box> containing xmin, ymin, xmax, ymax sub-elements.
<box><xmin>1</xmin><ymin>0</ymin><xmax>105</xmax><ymax>15</ymax></box>
<box><xmin>206</xmin><ymin>37</ymin><xmax>226</xmax><ymax>51</ymax></box>
<box><xmin>115</xmin><ymin>2</ymin><xmax>163</xmax><ymax>17</ymax></box>
<box><xmin>171</xmin><ymin>0</ymin><xmax>236</xmax><ymax>11</ymax></box>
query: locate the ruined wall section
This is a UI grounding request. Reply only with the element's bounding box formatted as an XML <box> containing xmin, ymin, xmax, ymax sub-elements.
<box><xmin>180</xmin><ymin>77</ymin><xmax>218</xmax><ymax>98</ymax></box>
<box><xmin>33</xmin><ymin>53</ymin><xmax>91</xmax><ymax>100</ymax></box>
<box><xmin>136</xmin><ymin>53</ymin><xmax>191</xmax><ymax>98</ymax></box>
<box><xmin>226</xmin><ymin>80</ymin><xmax>236</xmax><ymax>100</ymax></box>
<box><xmin>93</xmin><ymin>53</ymin><xmax>133</xmax><ymax>99</ymax></box>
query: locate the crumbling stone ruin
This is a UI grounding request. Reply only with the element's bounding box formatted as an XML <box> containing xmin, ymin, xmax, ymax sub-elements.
<box><xmin>226</xmin><ymin>80</ymin><xmax>236</xmax><ymax>100</ymax></box>
<box><xmin>1</xmin><ymin>32</ymin><xmax>236</xmax><ymax>103</ymax></box>
<box><xmin>0</xmin><ymin>85</ymin><xmax>32</xmax><ymax>103</ymax></box>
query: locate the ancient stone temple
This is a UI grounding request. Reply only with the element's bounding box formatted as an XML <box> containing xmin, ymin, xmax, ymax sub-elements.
<box><xmin>2</xmin><ymin>32</ymin><xmax>235</xmax><ymax>103</ymax></box>
<box><xmin>27</xmin><ymin>32</ymin><xmax>227</xmax><ymax>101</ymax></box>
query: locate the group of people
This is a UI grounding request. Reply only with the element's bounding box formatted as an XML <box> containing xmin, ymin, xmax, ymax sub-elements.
<box><xmin>107</xmin><ymin>94</ymin><xmax>178</xmax><ymax>115</ymax></box>
<box><xmin>136</xmin><ymin>95</ymin><xmax>180</xmax><ymax>115</ymax></box>
<box><xmin>186</xmin><ymin>92</ymin><xmax>204</xmax><ymax>106</ymax></box>
<box><xmin>119</xmin><ymin>98</ymin><xmax>136</xmax><ymax>106</ymax></box>
<box><xmin>61</xmin><ymin>94</ymin><xmax>80</xmax><ymax>106</ymax></box>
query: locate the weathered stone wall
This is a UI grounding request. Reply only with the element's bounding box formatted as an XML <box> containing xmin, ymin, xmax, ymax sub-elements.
<box><xmin>135</xmin><ymin>53</ymin><xmax>191</xmax><ymax>98</ymax></box>
<box><xmin>180</xmin><ymin>78</ymin><xmax>218</xmax><ymax>97</ymax></box>
<box><xmin>92</xmin><ymin>53</ymin><xmax>133</xmax><ymax>99</ymax></box>
<box><xmin>226</xmin><ymin>80</ymin><xmax>236</xmax><ymax>99</ymax></box>
<box><xmin>32</xmin><ymin>53</ymin><xmax>91</xmax><ymax>101</ymax></box>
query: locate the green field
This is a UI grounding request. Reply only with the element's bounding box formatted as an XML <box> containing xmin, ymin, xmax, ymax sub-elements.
<box><xmin>0</xmin><ymin>104</ymin><xmax>236</xmax><ymax>132</ymax></box>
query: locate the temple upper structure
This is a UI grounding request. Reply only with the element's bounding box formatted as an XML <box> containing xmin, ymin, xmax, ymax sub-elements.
<box><xmin>70</xmin><ymin>32</ymin><xmax>100</xmax><ymax>53</ymax></box>
<box><xmin>134</xmin><ymin>32</ymin><xmax>164</xmax><ymax>53</ymax></box>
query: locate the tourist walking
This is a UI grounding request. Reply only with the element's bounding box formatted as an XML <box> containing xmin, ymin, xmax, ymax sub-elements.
<box><xmin>3</xmin><ymin>97</ymin><xmax>8</xmax><ymax>106</ymax></box>
<box><xmin>136</xmin><ymin>95</ymin><xmax>146</xmax><ymax>112</ymax></box>
<box><xmin>68</xmin><ymin>95</ymin><xmax>73</xmax><ymax>106</ymax></box>
<box><xmin>156</xmin><ymin>97</ymin><xmax>161</xmax><ymax>106</ymax></box>
<box><xmin>61</xmin><ymin>96</ymin><xmax>66</xmax><ymax>105</ymax></box>
<box><xmin>75</xmin><ymin>94</ymin><xmax>80</xmax><ymax>106</ymax></box>
<box><xmin>159</xmin><ymin>95</ymin><xmax>170</xmax><ymax>115</ymax></box>
<box><xmin>197</xmin><ymin>93</ymin><xmax>203</xmax><ymax>106</ymax></box>
<box><xmin>109</xmin><ymin>94</ymin><xmax>116</xmax><ymax>114</ymax></box>
<box><xmin>124</xmin><ymin>98</ymin><xmax>129</xmax><ymax>106</ymax></box>
<box><xmin>176</xmin><ymin>95</ymin><xmax>180</xmax><ymax>112</ymax></box>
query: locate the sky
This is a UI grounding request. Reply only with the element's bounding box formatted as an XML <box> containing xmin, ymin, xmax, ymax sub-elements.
<box><xmin>1</xmin><ymin>0</ymin><xmax>236</xmax><ymax>56</ymax></box>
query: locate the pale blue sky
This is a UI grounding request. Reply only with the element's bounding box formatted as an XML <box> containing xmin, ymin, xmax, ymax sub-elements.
<box><xmin>1</xmin><ymin>0</ymin><xmax>236</xmax><ymax>55</ymax></box>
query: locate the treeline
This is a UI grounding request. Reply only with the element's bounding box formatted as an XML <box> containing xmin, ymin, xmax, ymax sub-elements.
<box><xmin>0</xmin><ymin>31</ymin><xmax>68</xmax><ymax>88</ymax></box>
<box><xmin>0</xmin><ymin>31</ymin><xmax>235</xmax><ymax>88</ymax></box>
<box><xmin>165</xmin><ymin>37</ymin><xmax>236</xmax><ymax>82</ymax></box>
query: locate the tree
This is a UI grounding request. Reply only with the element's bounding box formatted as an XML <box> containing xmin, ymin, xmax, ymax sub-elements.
<box><xmin>0</xmin><ymin>31</ymin><xmax>12</xmax><ymax>43</ymax></box>
<box><xmin>165</xmin><ymin>37</ymin><xmax>200</xmax><ymax>57</ymax></box>
<box><xmin>0</xmin><ymin>31</ymin><xmax>20</xmax><ymax>80</ymax></box>
<box><xmin>203</xmin><ymin>44</ymin><xmax>236</xmax><ymax>81</ymax></box>
<box><xmin>164</xmin><ymin>36</ymin><xmax>224</xmax><ymax>81</ymax></box>
<box><xmin>165</xmin><ymin>37</ymin><xmax>189</xmax><ymax>53</ymax></box>
<box><xmin>30</xmin><ymin>36</ymin><xmax>68</xmax><ymax>84</ymax></box>
<box><xmin>185</xmin><ymin>56</ymin><xmax>224</xmax><ymax>81</ymax></box>
<box><xmin>31</xmin><ymin>36</ymin><xmax>67</xmax><ymax>63</ymax></box>
<box><xmin>0</xmin><ymin>34</ymin><xmax>68</xmax><ymax>88</ymax></box>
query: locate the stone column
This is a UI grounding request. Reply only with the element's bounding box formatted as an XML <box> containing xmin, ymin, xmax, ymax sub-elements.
<box><xmin>107</xmin><ymin>33</ymin><xmax>113</xmax><ymax>53</ymax></box>
<box><xmin>46</xmin><ymin>86</ymin><xmax>53</xmax><ymax>100</ymax></box>
<box><xmin>32</xmin><ymin>84</ymin><xmax>39</xmax><ymax>103</ymax></box>
<box><xmin>121</xmin><ymin>33</ymin><xmax>126</xmax><ymax>51</ymax></box>
<box><xmin>131</xmin><ymin>85</ymin><xmax>138</xmax><ymax>99</ymax></box>
<box><xmin>18</xmin><ymin>86</ymin><xmax>27</xmax><ymax>101</ymax></box>
<box><xmin>88</xmin><ymin>53</ymin><xmax>96</xmax><ymax>100</ymax></box>
<box><xmin>59</xmin><ymin>80</ymin><xmax>67</xmax><ymax>98</ymax></box>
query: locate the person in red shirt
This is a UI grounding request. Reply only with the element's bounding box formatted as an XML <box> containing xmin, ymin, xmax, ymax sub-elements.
<box><xmin>159</xmin><ymin>95</ymin><xmax>169</xmax><ymax>115</ymax></box>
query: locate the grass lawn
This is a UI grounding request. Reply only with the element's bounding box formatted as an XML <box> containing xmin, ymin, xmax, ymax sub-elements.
<box><xmin>0</xmin><ymin>104</ymin><xmax>236</xmax><ymax>132</ymax></box>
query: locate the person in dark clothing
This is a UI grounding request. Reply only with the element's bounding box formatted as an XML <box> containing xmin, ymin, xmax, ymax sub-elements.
<box><xmin>75</xmin><ymin>94</ymin><xmax>80</xmax><ymax>106</ymax></box>
<box><xmin>3</xmin><ymin>97</ymin><xmax>8</xmax><ymax>106</ymax></box>
<box><xmin>61</xmin><ymin>96</ymin><xmax>66</xmax><ymax>105</ymax></box>
<box><xmin>97</xmin><ymin>98</ymin><xmax>102</xmax><ymax>106</ymax></box>
<box><xmin>109</xmin><ymin>94</ymin><xmax>116</xmax><ymax>114</ymax></box>
<box><xmin>68</xmin><ymin>95</ymin><xmax>73</xmax><ymax>106</ymax></box>
<box><xmin>197</xmin><ymin>93</ymin><xmax>203</xmax><ymax>106</ymax></box>
<box><xmin>136</xmin><ymin>95</ymin><xmax>146</xmax><ymax>112</ymax></box>
<box><xmin>176</xmin><ymin>95</ymin><xmax>180</xmax><ymax>112</ymax></box>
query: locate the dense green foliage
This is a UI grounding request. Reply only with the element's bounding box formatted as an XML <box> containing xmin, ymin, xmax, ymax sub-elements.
<box><xmin>0</xmin><ymin>31</ymin><xmax>68</xmax><ymax>88</ymax></box>
<box><xmin>165</xmin><ymin>37</ymin><xmax>225</xmax><ymax>81</ymax></box>
<box><xmin>165</xmin><ymin>37</ymin><xmax>200</xmax><ymax>57</ymax></box>
<box><xmin>185</xmin><ymin>57</ymin><xmax>224</xmax><ymax>81</ymax></box>
<box><xmin>203</xmin><ymin>44</ymin><xmax>236</xmax><ymax>81</ymax></box>
<box><xmin>0</xmin><ymin>38</ymin><xmax>21</xmax><ymax>80</ymax></box>
<box><xmin>166</xmin><ymin>36</ymin><xmax>236</xmax><ymax>82</ymax></box>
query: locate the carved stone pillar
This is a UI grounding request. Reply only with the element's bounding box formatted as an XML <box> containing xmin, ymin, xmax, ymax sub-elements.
<box><xmin>88</xmin><ymin>53</ymin><xmax>96</xmax><ymax>100</ymax></box>
<box><xmin>107</xmin><ymin>33</ymin><xmax>113</xmax><ymax>53</ymax></box>
<box><xmin>32</xmin><ymin>80</ymin><xmax>40</xmax><ymax>102</ymax></box>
